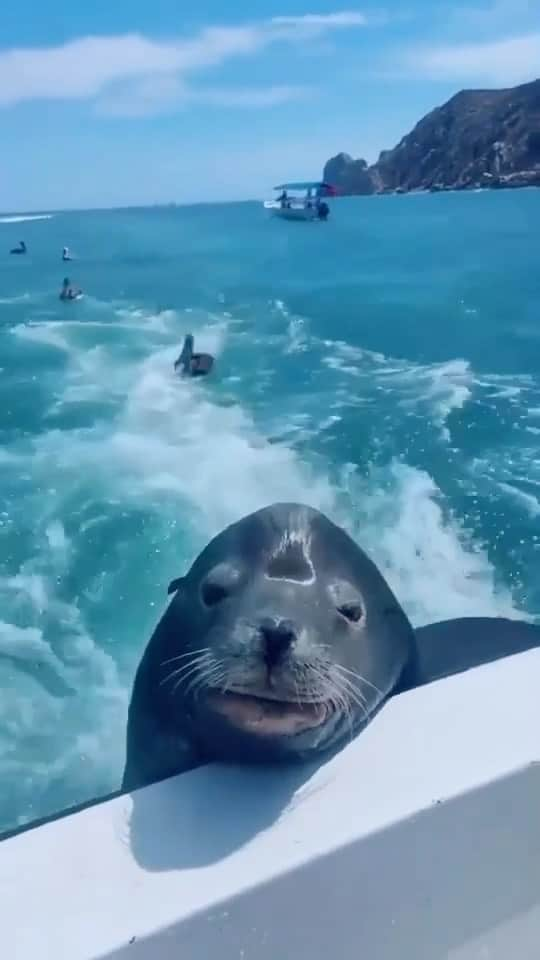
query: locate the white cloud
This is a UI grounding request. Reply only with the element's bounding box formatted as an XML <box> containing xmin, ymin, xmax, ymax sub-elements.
<box><xmin>0</xmin><ymin>12</ymin><xmax>369</xmax><ymax>112</ymax></box>
<box><xmin>404</xmin><ymin>32</ymin><xmax>540</xmax><ymax>85</ymax></box>
<box><xmin>271</xmin><ymin>12</ymin><xmax>367</xmax><ymax>28</ymax></box>
<box><xmin>95</xmin><ymin>74</ymin><xmax>188</xmax><ymax>118</ymax></box>
<box><xmin>97</xmin><ymin>79</ymin><xmax>310</xmax><ymax>117</ymax></box>
<box><xmin>0</xmin><ymin>36</ymin><xmax>182</xmax><ymax>106</ymax></box>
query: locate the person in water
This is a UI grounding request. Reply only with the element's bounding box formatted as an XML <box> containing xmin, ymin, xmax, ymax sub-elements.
<box><xmin>10</xmin><ymin>240</ymin><xmax>26</xmax><ymax>255</ymax></box>
<box><xmin>59</xmin><ymin>277</ymin><xmax>82</xmax><ymax>301</ymax></box>
<box><xmin>62</xmin><ymin>246</ymin><xmax>72</xmax><ymax>261</ymax></box>
<box><xmin>174</xmin><ymin>333</ymin><xmax>214</xmax><ymax>377</ymax></box>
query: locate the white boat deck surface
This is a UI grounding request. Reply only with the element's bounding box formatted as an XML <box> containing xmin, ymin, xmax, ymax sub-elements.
<box><xmin>1</xmin><ymin>647</ymin><xmax>539</xmax><ymax>959</ymax></box>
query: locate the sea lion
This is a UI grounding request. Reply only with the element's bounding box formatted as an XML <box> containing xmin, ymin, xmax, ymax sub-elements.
<box><xmin>174</xmin><ymin>333</ymin><xmax>214</xmax><ymax>378</ymax></box>
<box><xmin>122</xmin><ymin>503</ymin><xmax>540</xmax><ymax>792</ymax></box>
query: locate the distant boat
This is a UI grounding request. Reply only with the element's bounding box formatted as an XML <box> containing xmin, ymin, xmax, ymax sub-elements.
<box><xmin>263</xmin><ymin>181</ymin><xmax>336</xmax><ymax>222</ymax></box>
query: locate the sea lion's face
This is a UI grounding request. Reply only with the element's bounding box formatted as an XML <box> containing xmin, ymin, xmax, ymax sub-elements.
<box><xmin>163</xmin><ymin>504</ymin><xmax>415</xmax><ymax>760</ymax></box>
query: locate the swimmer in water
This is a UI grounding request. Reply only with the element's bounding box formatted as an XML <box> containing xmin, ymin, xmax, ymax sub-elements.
<box><xmin>174</xmin><ymin>333</ymin><xmax>214</xmax><ymax>377</ymax></box>
<box><xmin>59</xmin><ymin>277</ymin><xmax>82</xmax><ymax>301</ymax></box>
<box><xmin>62</xmin><ymin>246</ymin><xmax>72</xmax><ymax>261</ymax></box>
<box><xmin>10</xmin><ymin>240</ymin><xmax>26</xmax><ymax>255</ymax></box>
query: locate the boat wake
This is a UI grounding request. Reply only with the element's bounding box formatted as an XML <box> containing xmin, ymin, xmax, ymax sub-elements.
<box><xmin>0</xmin><ymin>272</ymin><xmax>537</xmax><ymax>834</ymax></box>
<box><xmin>0</xmin><ymin>214</ymin><xmax>54</xmax><ymax>224</ymax></box>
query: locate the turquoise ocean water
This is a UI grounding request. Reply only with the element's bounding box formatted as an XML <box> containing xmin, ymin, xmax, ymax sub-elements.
<box><xmin>0</xmin><ymin>191</ymin><xmax>539</xmax><ymax>834</ymax></box>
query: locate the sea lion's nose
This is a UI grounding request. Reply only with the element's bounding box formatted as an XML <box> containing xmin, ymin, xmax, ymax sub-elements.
<box><xmin>259</xmin><ymin>617</ymin><xmax>297</xmax><ymax>667</ymax></box>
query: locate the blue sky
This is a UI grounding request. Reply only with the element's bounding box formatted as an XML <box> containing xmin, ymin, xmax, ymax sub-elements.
<box><xmin>1</xmin><ymin>0</ymin><xmax>539</xmax><ymax>209</ymax></box>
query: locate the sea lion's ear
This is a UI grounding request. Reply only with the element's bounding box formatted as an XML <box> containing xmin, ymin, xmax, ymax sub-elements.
<box><xmin>167</xmin><ymin>577</ymin><xmax>185</xmax><ymax>595</ymax></box>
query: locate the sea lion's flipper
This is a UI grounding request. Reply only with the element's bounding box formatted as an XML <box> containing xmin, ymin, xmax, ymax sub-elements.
<box><xmin>122</xmin><ymin>603</ymin><xmax>200</xmax><ymax>792</ymax></box>
<box><xmin>122</xmin><ymin>720</ymin><xmax>199</xmax><ymax>793</ymax></box>
<box><xmin>122</xmin><ymin>667</ymin><xmax>200</xmax><ymax>792</ymax></box>
<box><xmin>405</xmin><ymin>616</ymin><xmax>540</xmax><ymax>691</ymax></box>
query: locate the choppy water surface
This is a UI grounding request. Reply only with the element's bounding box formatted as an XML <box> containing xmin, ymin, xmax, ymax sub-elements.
<box><xmin>1</xmin><ymin>190</ymin><xmax>539</xmax><ymax>832</ymax></box>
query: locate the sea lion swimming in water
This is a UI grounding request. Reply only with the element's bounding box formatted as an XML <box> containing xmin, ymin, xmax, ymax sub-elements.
<box><xmin>122</xmin><ymin>502</ymin><xmax>540</xmax><ymax>792</ymax></box>
<box><xmin>174</xmin><ymin>333</ymin><xmax>214</xmax><ymax>378</ymax></box>
<box><xmin>59</xmin><ymin>277</ymin><xmax>83</xmax><ymax>301</ymax></box>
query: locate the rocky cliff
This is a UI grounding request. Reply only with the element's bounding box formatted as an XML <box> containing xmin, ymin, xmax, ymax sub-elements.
<box><xmin>323</xmin><ymin>79</ymin><xmax>540</xmax><ymax>194</ymax></box>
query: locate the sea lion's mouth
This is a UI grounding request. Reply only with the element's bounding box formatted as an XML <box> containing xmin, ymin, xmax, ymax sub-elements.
<box><xmin>205</xmin><ymin>691</ymin><xmax>332</xmax><ymax>736</ymax></box>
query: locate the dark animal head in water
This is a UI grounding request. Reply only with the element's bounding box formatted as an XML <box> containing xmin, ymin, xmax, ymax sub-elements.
<box><xmin>160</xmin><ymin>503</ymin><xmax>414</xmax><ymax>761</ymax></box>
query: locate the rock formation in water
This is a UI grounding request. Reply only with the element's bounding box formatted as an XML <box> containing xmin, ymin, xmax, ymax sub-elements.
<box><xmin>323</xmin><ymin>79</ymin><xmax>540</xmax><ymax>194</ymax></box>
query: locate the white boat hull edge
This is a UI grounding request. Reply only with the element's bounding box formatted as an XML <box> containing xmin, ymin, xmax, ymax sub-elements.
<box><xmin>263</xmin><ymin>200</ymin><xmax>321</xmax><ymax>221</ymax></box>
<box><xmin>1</xmin><ymin>648</ymin><xmax>539</xmax><ymax>959</ymax></box>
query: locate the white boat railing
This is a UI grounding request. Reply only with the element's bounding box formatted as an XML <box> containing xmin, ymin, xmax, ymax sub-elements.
<box><xmin>1</xmin><ymin>647</ymin><xmax>539</xmax><ymax>959</ymax></box>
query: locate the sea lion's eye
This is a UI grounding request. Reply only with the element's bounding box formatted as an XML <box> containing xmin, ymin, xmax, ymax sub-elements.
<box><xmin>201</xmin><ymin>582</ymin><xmax>229</xmax><ymax>607</ymax></box>
<box><xmin>337</xmin><ymin>602</ymin><xmax>363</xmax><ymax>623</ymax></box>
<box><xmin>200</xmin><ymin>563</ymin><xmax>241</xmax><ymax>608</ymax></box>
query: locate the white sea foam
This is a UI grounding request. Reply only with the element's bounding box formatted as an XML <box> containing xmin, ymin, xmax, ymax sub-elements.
<box><xmin>0</xmin><ymin>214</ymin><xmax>53</xmax><ymax>223</ymax></box>
<box><xmin>285</xmin><ymin>316</ymin><xmax>309</xmax><ymax>353</ymax></box>
<box><xmin>0</xmin><ymin>293</ymin><xmax>31</xmax><ymax>306</ymax></box>
<box><xmin>12</xmin><ymin>321</ymin><xmax>71</xmax><ymax>352</ymax></box>
<box><xmin>320</xmin><ymin>339</ymin><xmax>473</xmax><ymax>440</ymax></box>
<box><xmin>26</xmin><ymin>326</ymin><xmax>517</xmax><ymax>625</ymax></box>
<box><xmin>0</xmin><ymin>295</ymin><xmax>533</xmax><ymax>833</ymax></box>
<box><xmin>0</xmin><ymin>553</ymin><xmax>126</xmax><ymax>828</ymax></box>
<box><xmin>416</xmin><ymin>359</ymin><xmax>472</xmax><ymax>435</ymax></box>
<box><xmin>339</xmin><ymin>461</ymin><xmax>518</xmax><ymax>627</ymax></box>
<box><xmin>498</xmin><ymin>483</ymin><xmax>540</xmax><ymax>517</ymax></box>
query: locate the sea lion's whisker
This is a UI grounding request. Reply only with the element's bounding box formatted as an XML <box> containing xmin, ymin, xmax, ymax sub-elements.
<box><xmin>329</xmin><ymin>671</ymin><xmax>367</xmax><ymax>710</ymax></box>
<box><xmin>160</xmin><ymin>655</ymin><xmax>212</xmax><ymax>686</ymax></box>
<box><xmin>161</xmin><ymin>648</ymin><xmax>211</xmax><ymax>668</ymax></box>
<box><xmin>203</xmin><ymin>666</ymin><xmax>228</xmax><ymax>689</ymax></box>
<box><xmin>160</xmin><ymin>663</ymin><xmax>203</xmax><ymax>688</ymax></box>
<box><xmin>172</xmin><ymin>662</ymin><xmax>211</xmax><ymax>696</ymax></box>
<box><xmin>313</xmin><ymin>666</ymin><xmax>370</xmax><ymax>719</ymax></box>
<box><xmin>337</xmin><ymin>682</ymin><xmax>370</xmax><ymax>718</ymax></box>
<box><xmin>184</xmin><ymin>661</ymin><xmax>227</xmax><ymax>699</ymax></box>
<box><xmin>343</xmin><ymin>690</ymin><xmax>369</xmax><ymax>721</ymax></box>
<box><xmin>220</xmin><ymin>673</ymin><xmax>235</xmax><ymax>695</ymax></box>
<box><xmin>328</xmin><ymin>681</ymin><xmax>361</xmax><ymax>727</ymax></box>
<box><xmin>160</xmin><ymin>653</ymin><xmax>212</xmax><ymax>687</ymax></box>
<box><xmin>332</xmin><ymin>664</ymin><xmax>384</xmax><ymax>699</ymax></box>
<box><xmin>330</xmin><ymin>670</ymin><xmax>370</xmax><ymax>704</ymax></box>
<box><xmin>294</xmin><ymin>667</ymin><xmax>325</xmax><ymax>704</ymax></box>
<box><xmin>333</xmin><ymin>663</ymin><xmax>383</xmax><ymax>698</ymax></box>
<box><xmin>170</xmin><ymin>655</ymin><xmax>220</xmax><ymax>693</ymax></box>
<box><xmin>299</xmin><ymin>663</ymin><xmax>352</xmax><ymax>711</ymax></box>
<box><xmin>331</xmin><ymin>685</ymin><xmax>354</xmax><ymax>735</ymax></box>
